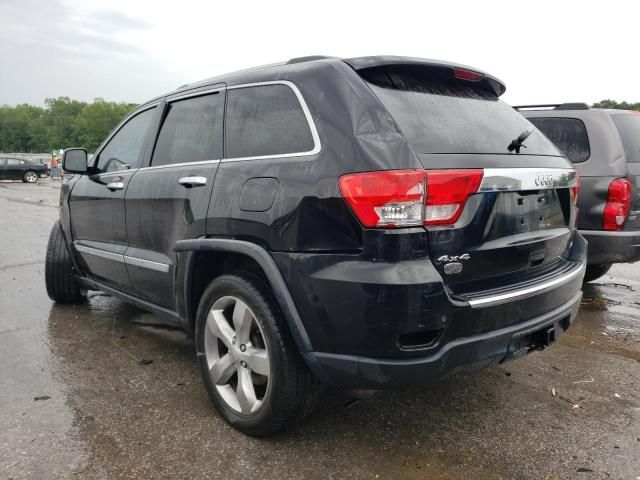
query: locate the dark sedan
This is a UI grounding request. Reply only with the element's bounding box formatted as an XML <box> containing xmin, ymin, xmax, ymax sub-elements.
<box><xmin>0</xmin><ymin>158</ymin><xmax>49</xmax><ymax>183</ymax></box>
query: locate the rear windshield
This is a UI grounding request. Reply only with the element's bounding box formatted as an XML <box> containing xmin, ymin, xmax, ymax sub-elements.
<box><xmin>527</xmin><ymin>117</ymin><xmax>590</xmax><ymax>163</ymax></box>
<box><xmin>612</xmin><ymin>114</ymin><xmax>640</xmax><ymax>163</ymax></box>
<box><xmin>359</xmin><ymin>66</ymin><xmax>562</xmax><ymax>156</ymax></box>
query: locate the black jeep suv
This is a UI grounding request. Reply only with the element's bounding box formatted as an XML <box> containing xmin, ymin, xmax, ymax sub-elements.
<box><xmin>46</xmin><ymin>56</ymin><xmax>586</xmax><ymax>436</ymax></box>
<box><xmin>518</xmin><ymin>104</ymin><xmax>640</xmax><ymax>282</ymax></box>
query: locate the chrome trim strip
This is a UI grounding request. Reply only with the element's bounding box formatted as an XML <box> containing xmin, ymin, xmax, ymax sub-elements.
<box><xmin>124</xmin><ymin>255</ymin><xmax>170</xmax><ymax>273</ymax></box>
<box><xmin>97</xmin><ymin>169</ymin><xmax>136</xmax><ymax>176</ymax></box>
<box><xmin>75</xmin><ymin>245</ymin><xmax>124</xmax><ymax>263</ymax></box>
<box><xmin>467</xmin><ymin>264</ymin><xmax>585</xmax><ymax>307</ymax></box>
<box><xmin>224</xmin><ymin>80</ymin><xmax>321</xmax><ymax>162</ymax></box>
<box><xmin>479</xmin><ymin>168</ymin><xmax>577</xmax><ymax>192</ymax></box>
<box><xmin>141</xmin><ymin>159</ymin><xmax>221</xmax><ymax>171</ymax></box>
<box><xmin>167</xmin><ymin>87</ymin><xmax>224</xmax><ymax>102</ymax></box>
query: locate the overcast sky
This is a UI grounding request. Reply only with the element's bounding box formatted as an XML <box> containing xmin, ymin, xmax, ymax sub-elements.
<box><xmin>1</xmin><ymin>0</ymin><xmax>637</xmax><ymax>107</ymax></box>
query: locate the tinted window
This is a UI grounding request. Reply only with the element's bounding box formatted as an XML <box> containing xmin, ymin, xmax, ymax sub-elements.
<box><xmin>97</xmin><ymin>107</ymin><xmax>155</xmax><ymax>172</ymax></box>
<box><xmin>225</xmin><ymin>84</ymin><xmax>315</xmax><ymax>159</ymax></box>
<box><xmin>528</xmin><ymin>117</ymin><xmax>591</xmax><ymax>163</ymax></box>
<box><xmin>7</xmin><ymin>159</ymin><xmax>22</xmax><ymax>165</ymax></box>
<box><xmin>612</xmin><ymin>114</ymin><xmax>640</xmax><ymax>163</ymax></box>
<box><xmin>152</xmin><ymin>93</ymin><xmax>223</xmax><ymax>166</ymax></box>
<box><xmin>360</xmin><ymin>66</ymin><xmax>561</xmax><ymax>156</ymax></box>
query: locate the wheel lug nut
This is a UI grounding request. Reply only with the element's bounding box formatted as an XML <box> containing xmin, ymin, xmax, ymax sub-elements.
<box><xmin>240</xmin><ymin>361</ymin><xmax>247</xmax><ymax>368</ymax></box>
<box><xmin>240</xmin><ymin>344</ymin><xmax>246</xmax><ymax>352</ymax></box>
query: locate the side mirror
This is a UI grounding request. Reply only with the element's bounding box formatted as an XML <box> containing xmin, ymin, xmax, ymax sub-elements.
<box><xmin>62</xmin><ymin>148</ymin><xmax>88</xmax><ymax>174</ymax></box>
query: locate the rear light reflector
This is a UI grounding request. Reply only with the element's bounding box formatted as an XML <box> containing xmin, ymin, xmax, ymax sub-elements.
<box><xmin>338</xmin><ymin>170</ymin><xmax>426</xmax><ymax>227</ymax></box>
<box><xmin>424</xmin><ymin>170</ymin><xmax>484</xmax><ymax>225</ymax></box>
<box><xmin>339</xmin><ymin>169</ymin><xmax>484</xmax><ymax>228</ymax></box>
<box><xmin>603</xmin><ymin>178</ymin><xmax>632</xmax><ymax>231</ymax></box>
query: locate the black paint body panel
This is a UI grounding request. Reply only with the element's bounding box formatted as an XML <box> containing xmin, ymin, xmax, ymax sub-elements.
<box><xmin>56</xmin><ymin>56</ymin><xmax>586</xmax><ymax>387</ymax></box>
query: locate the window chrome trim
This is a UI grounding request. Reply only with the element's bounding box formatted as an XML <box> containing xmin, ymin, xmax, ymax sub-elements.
<box><xmin>96</xmin><ymin>168</ymin><xmax>137</xmax><ymax>176</ymax></box>
<box><xmin>124</xmin><ymin>255</ymin><xmax>170</xmax><ymax>273</ymax></box>
<box><xmin>75</xmin><ymin>245</ymin><xmax>124</xmax><ymax>263</ymax></box>
<box><xmin>166</xmin><ymin>87</ymin><xmax>224</xmax><ymax>103</ymax></box>
<box><xmin>223</xmin><ymin>80</ymin><xmax>321</xmax><ymax>162</ymax></box>
<box><xmin>141</xmin><ymin>159</ymin><xmax>221</xmax><ymax>171</ymax></box>
<box><xmin>479</xmin><ymin>168</ymin><xmax>577</xmax><ymax>192</ymax></box>
<box><xmin>467</xmin><ymin>263</ymin><xmax>585</xmax><ymax>308</ymax></box>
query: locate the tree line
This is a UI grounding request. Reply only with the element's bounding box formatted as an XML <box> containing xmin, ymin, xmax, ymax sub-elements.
<box><xmin>0</xmin><ymin>97</ymin><xmax>137</xmax><ymax>153</ymax></box>
<box><xmin>0</xmin><ymin>97</ymin><xmax>638</xmax><ymax>154</ymax></box>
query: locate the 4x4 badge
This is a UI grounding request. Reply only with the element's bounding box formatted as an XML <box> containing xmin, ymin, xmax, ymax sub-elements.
<box><xmin>437</xmin><ymin>254</ymin><xmax>471</xmax><ymax>263</ymax></box>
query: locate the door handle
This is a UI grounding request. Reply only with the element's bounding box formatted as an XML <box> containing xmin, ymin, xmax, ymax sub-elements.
<box><xmin>178</xmin><ymin>176</ymin><xmax>207</xmax><ymax>188</ymax></box>
<box><xmin>106</xmin><ymin>182</ymin><xmax>124</xmax><ymax>191</ymax></box>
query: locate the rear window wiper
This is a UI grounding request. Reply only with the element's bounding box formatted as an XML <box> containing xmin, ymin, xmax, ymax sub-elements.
<box><xmin>508</xmin><ymin>129</ymin><xmax>533</xmax><ymax>154</ymax></box>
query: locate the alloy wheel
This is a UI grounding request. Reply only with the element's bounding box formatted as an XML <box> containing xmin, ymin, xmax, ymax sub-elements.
<box><xmin>25</xmin><ymin>171</ymin><xmax>38</xmax><ymax>183</ymax></box>
<box><xmin>204</xmin><ymin>296</ymin><xmax>271</xmax><ymax>415</ymax></box>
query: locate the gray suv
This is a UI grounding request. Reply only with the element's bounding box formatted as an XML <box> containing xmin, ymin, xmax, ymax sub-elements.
<box><xmin>518</xmin><ymin>104</ymin><xmax>640</xmax><ymax>282</ymax></box>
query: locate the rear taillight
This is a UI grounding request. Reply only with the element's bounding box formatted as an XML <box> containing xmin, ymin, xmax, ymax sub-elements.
<box><xmin>604</xmin><ymin>178</ymin><xmax>632</xmax><ymax>231</ymax></box>
<box><xmin>572</xmin><ymin>170</ymin><xmax>580</xmax><ymax>205</ymax></box>
<box><xmin>338</xmin><ymin>170</ymin><xmax>426</xmax><ymax>227</ymax></box>
<box><xmin>338</xmin><ymin>169</ymin><xmax>484</xmax><ymax>228</ymax></box>
<box><xmin>424</xmin><ymin>170</ymin><xmax>484</xmax><ymax>225</ymax></box>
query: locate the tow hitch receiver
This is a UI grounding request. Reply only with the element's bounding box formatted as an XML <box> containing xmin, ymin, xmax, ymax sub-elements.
<box><xmin>504</xmin><ymin>316</ymin><xmax>570</xmax><ymax>362</ymax></box>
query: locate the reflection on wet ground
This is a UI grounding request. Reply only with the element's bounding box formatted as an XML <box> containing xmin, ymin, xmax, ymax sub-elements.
<box><xmin>1</xmin><ymin>183</ymin><xmax>639</xmax><ymax>479</ymax></box>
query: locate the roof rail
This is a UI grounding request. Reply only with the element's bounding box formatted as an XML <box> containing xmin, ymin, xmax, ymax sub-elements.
<box><xmin>513</xmin><ymin>103</ymin><xmax>590</xmax><ymax>111</ymax></box>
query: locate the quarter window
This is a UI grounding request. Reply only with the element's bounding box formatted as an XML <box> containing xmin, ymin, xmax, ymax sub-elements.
<box><xmin>97</xmin><ymin>107</ymin><xmax>156</xmax><ymax>172</ymax></box>
<box><xmin>225</xmin><ymin>84</ymin><xmax>315</xmax><ymax>159</ymax></box>
<box><xmin>528</xmin><ymin>117</ymin><xmax>591</xmax><ymax>163</ymax></box>
<box><xmin>152</xmin><ymin>93</ymin><xmax>224</xmax><ymax>166</ymax></box>
<box><xmin>612</xmin><ymin>114</ymin><xmax>640</xmax><ymax>163</ymax></box>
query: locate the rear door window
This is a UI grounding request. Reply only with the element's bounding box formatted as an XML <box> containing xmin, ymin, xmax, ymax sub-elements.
<box><xmin>612</xmin><ymin>114</ymin><xmax>640</xmax><ymax>163</ymax></box>
<box><xmin>359</xmin><ymin>66</ymin><xmax>561</xmax><ymax>156</ymax></box>
<box><xmin>224</xmin><ymin>84</ymin><xmax>315</xmax><ymax>159</ymax></box>
<box><xmin>152</xmin><ymin>92</ymin><xmax>224</xmax><ymax>166</ymax></box>
<box><xmin>528</xmin><ymin>117</ymin><xmax>591</xmax><ymax>163</ymax></box>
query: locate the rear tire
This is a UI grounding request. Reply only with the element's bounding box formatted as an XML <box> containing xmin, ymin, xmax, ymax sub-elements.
<box><xmin>45</xmin><ymin>221</ymin><xmax>86</xmax><ymax>303</ymax></box>
<box><xmin>583</xmin><ymin>263</ymin><xmax>612</xmax><ymax>283</ymax></box>
<box><xmin>23</xmin><ymin>170</ymin><xmax>38</xmax><ymax>183</ymax></box>
<box><xmin>195</xmin><ymin>272</ymin><xmax>316</xmax><ymax>436</ymax></box>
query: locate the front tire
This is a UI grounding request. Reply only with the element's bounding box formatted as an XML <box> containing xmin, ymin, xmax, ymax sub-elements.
<box><xmin>583</xmin><ymin>263</ymin><xmax>612</xmax><ymax>283</ymax></box>
<box><xmin>45</xmin><ymin>221</ymin><xmax>86</xmax><ymax>303</ymax></box>
<box><xmin>23</xmin><ymin>170</ymin><xmax>39</xmax><ymax>183</ymax></box>
<box><xmin>195</xmin><ymin>272</ymin><xmax>316</xmax><ymax>436</ymax></box>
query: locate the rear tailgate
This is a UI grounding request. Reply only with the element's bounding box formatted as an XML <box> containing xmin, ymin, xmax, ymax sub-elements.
<box><xmin>356</xmin><ymin>63</ymin><xmax>579</xmax><ymax>294</ymax></box>
<box><xmin>611</xmin><ymin>113</ymin><xmax>640</xmax><ymax>230</ymax></box>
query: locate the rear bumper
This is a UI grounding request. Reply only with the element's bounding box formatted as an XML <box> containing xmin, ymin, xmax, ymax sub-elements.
<box><xmin>274</xmin><ymin>232</ymin><xmax>587</xmax><ymax>387</ymax></box>
<box><xmin>580</xmin><ymin>229</ymin><xmax>640</xmax><ymax>265</ymax></box>
<box><xmin>303</xmin><ymin>290</ymin><xmax>582</xmax><ymax>388</ymax></box>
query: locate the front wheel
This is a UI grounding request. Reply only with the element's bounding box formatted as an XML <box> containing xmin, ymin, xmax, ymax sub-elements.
<box><xmin>195</xmin><ymin>272</ymin><xmax>316</xmax><ymax>436</ymax></box>
<box><xmin>583</xmin><ymin>263</ymin><xmax>613</xmax><ymax>283</ymax></box>
<box><xmin>23</xmin><ymin>170</ymin><xmax>39</xmax><ymax>183</ymax></box>
<box><xmin>45</xmin><ymin>221</ymin><xmax>86</xmax><ymax>303</ymax></box>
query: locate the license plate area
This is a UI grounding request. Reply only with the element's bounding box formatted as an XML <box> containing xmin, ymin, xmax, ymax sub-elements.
<box><xmin>484</xmin><ymin>189</ymin><xmax>568</xmax><ymax>241</ymax></box>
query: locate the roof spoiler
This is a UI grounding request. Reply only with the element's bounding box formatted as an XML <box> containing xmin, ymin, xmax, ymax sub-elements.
<box><xmin>513</xmin><ymin>103</ymin><xmax>590</xmax><ymax>111</ymax></box>
<box><xmin>343</xmin><ymin>56</ymin><xmax>507</xmax><ymax>97</ymax></box>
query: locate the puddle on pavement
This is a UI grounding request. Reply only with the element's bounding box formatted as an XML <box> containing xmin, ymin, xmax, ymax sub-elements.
<box><xmin>562</xmin><ymin>275</ymin><xmax>640</xmax><ymax>362</ymax></box>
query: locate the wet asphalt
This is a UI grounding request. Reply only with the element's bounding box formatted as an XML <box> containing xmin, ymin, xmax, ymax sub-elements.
<box><xmin>0</xmin><ymin>180</ymin><xmax>638</xmax><ymax>480</ymax></box>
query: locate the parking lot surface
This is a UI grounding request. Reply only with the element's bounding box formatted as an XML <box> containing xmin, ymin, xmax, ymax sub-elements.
<box><xmin>1</xmin><ymin>180</ymin><xmax>638</xmax><ymax>480</ymax></box>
